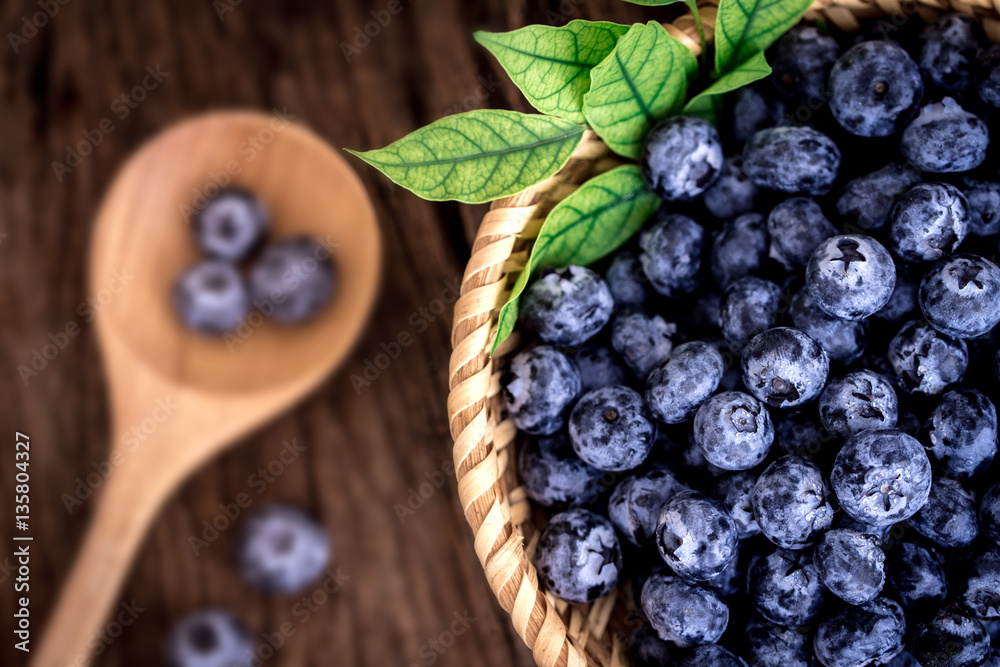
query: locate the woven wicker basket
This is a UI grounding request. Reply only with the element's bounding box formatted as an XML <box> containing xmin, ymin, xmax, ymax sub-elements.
<box><xmin>446</xmin><ymin>2</ymin><xmax>1000</xmax><ymax>666</ymax></box>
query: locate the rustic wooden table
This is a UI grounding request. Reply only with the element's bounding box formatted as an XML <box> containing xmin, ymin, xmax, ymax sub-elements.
<box><xmin>0</xmin><ymin>1</ymin><xmax>657</xmax><ymax>665</ymax></box>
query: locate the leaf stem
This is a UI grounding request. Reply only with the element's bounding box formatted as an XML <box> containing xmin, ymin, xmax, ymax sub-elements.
<box><xmin>686</xmin><ymin>0</ymin><xmax>708</xmax><ymax>66</ymax></box>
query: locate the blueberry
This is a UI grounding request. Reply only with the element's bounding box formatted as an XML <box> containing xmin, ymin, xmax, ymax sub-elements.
<box><xmin>711</xmin><ymin>213</ymin><xmax>769</xmax><ymax>288</ymax></box>
<box><xmin>732</xmin><ymin>86</ymin><xmax>786</xmax><ymax>144</ymax></box>
<box><xmin>830</xmin><ymin>429</ymin><xmax>931</xmax><ymax>528</ymax></box>
<box><xmin>640</xmin><ymin>572</ymin><xmax>729</xmax><ymax>645</ymax></box>
<box><xmin>805</xmin><ymin>235</ymin><xmax>896</xmax><ymax>320</ymax></box>
<box><xmin>890</xmin><ymin>183</ymin><xmax>969</xmax><ymax>264</ymax></box>
<box><xmin>767</xmin><ymin>197</ymin><xmax>837</xmax><ymax>271</ymax></box>
<box><xmin>911</xmin><ymin>606</ymin><xmax>991</xmax><ymax>667</ymax></box>
<box><xmin>630</xmin><ymin>625</ymin><xmax>674</xmax><ymax>667</ymax></box>
<box><xmin>236</xmin><ymin>504</ymin><xmax>329</xmax><ymax>594</ymax></box>
<box><xmin>887</xmin><ymin>319</ymin><xmax>968</xmax><ymax>395</ymax></box>
<box><xmin>747</xmin><ymin>547</ymin><xmax>825</xmax><ymax>626</ymax></box>
<box><xmin>960</xmin><ymin>547</ymin><xmax>1000</xmax><ymax>618</ymax></box>
<box><xmin>982</xmin><ymin>483</ymin><xmax>1000</xmax><ymax>547</ymax></box>
<box><xmin>502</xmin><ymin>345</ymin><xmax>581</xmax><ymax>436</ymax></box>
<box><xmin>828</xmin><ymin>41</ymin><xmax>923</xmax><ymax>137</ymax></box>
<box><xmin>518</xmin><ymin>433</ymin><xmax>606</xmax><ymax>507</ymax></box>
<box><xmin>814</xmin><ymin>529</ymin><xmax>886</xmax><ymax>605</ymax></box>
<box><xmin>534</xmin><ymin>508</ymin><xmax>621</xmax><ymax>604</ymax></box>
<box><xmin>960</xmin><ymin>177</ymin><xmax>1000</xmax><ymax>237</ymax></box>
<box><xmin>719</xmin><ymin>277</ymin><xmax>783</xmax><ymax>353</ymax></box>
<box><xmin>249</xmin><ymin>237</ymin><xmax>335</xmax><ymax>324</ymax></box>
<box><xmin>789</xmin><ymin>289</ymin><xmax>867</xmax><ymax>365</ymax></box>
<box><xmin>818</xmin><ymin>370</ymin><xmax>898</xmax><ymax>440</ymax></box>
<box><xmin>873</xmin><ymin>273</ymin><xmax>918</xmax><ymax>322</ymax></box>
<box><xmin>900</xmin><ymin>98</ymin><xmax>990</xmax><ymax>173</ymax></box>
<box><xmin>573</xmin><ymin>344</ymin><xmax>628</xmax><ymax>393</ymax></box>
<box><xmin>920</xmin><ymin>254</ymin><xmax>1000</xmax><ymax>338</ymax></box>
<box><xmin>639</xmin><ymin>212</ymin><xmax>706</xmax><ymax>297</ymax></box>
<box><xmin>770</xmin><ymin>25</ymin><xmax>840</xmax><ymax>104</ymax></box>
<box><xmin>886</xmin><ymin>542</ymin><xmax>947</xmax><ymax>611</ymax></box>
<box><xmin>646</xmin><ymin>342</ymin><xmax>725</xmax><ymax>424</ymax></box>
<box><xmin>642</xmin><ymin>115</ymin><xmax>724</xmax><ymax>201</ymax></box>
<box><xmin>694</xmin><ymin>391</ymin><xmax>774</xmax><ymax>471</ymax></box>
<box><xmin>746</xmin><ymin>616</ymin><xmax>813</xmax><ymax>667</ymax></box>
<box><xmin>173</xmin><ymin>260</ymin><xmax>251</xmax><ymax>335</ymax></box>
<box><xmin>742</xmin><ymin>328</ymin><xmax>830</xmax><ymax>409</ymax></box>
<box><xmin>753</xmin><ymin>455</ymin><xmax>834</xmax><ymax>549</ymax></box>
<box><xmin>520</xmin><ymin>266</ymin><xmax>613</xmax><ymax>346</ymax></box>
<box><xmin>909</xmin><ymin>476</ymin><xmax>979</xmax><ymax>548</ymax></box>
<box><xmin>925</xmin><ymin>388</ymin><xmax>997</xmax><ymax>479</ymax></box>
<box><xmin>742</xmin><ymin>126</ymin><xmax>841</xmax><ymax>195</ymax></box>
<box><xmin>163</xmin><ymin>609</ymin><xmax>254</xmax><ymax>667</ymax></box>
<box><xmin>605</xmin><ymin>250</ymin><xmax>648</xmax><ymax>308</ymax></box>
<box><xmin>655</xmin><ymin>490</ymin><xmax>738</xmax><ymax>582</ymax></box>
<box><xmin>678</xmin><ymin>644</ymin><xmax>748</xmax><ymax>667</ymax></box>
<box><xmin>813</xmin><ymin>598</ymin><xmax>906</xmax><ymax>667</ymax></box>
<box><xmin>837</xmin><ymin>163</ymin><xmax>921</xmax><ymax>234</ymax></box>
<box><xmin>608</xmin><ymin>468</ymin><xmax>689</xmax><ymax>546</ymax></box>
<box><xmin>917</xmin><ymin>14</ymin><xmax>985</xmax><ymax>95</ymax></box>
<box><xmin>977</xmin><ymin>44</ymin><xmax>1000</xmax><ymax>108</ymax></box>
<box><xmin>703</xmin><ymin>156</ymin><xmax>759</xmax><ymax>220</ymax></box>
<box><xmin>569</xmin><ymin>385</ymin><xmax>656</xmax><ymax>472</ymax></box>
<box><xmin>611</xmin><ymin>310</ymin><xmax>677</xmax><ymax>379</ymax></box>
<box><xmin>193</xmin><ymin>187</ymin><xmax>268</xmax><ymax>261</ymax></box>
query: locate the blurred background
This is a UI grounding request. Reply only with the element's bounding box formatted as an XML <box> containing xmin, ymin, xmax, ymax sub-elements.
<box><xmin>0</xmin><ymin>0</ymin><xmax>669</xmax><ymax>665</ymax></box>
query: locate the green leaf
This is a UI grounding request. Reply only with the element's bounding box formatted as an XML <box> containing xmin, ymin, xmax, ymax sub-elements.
<box><xmin>346</xmin><ymin>110</ymin><xmax>585</xmax><ymax>204</ymax></box>
<box><xmin>684</xmin><ymin>50</ymin><xmax>772</xmax><ymax>123</ymax></box>
<box><xmin>492</xmin><ymin>165</ymin><xmax>659</xmax><ymax>353</ymax></box>
<box><xmin>582</xmin><ymin>21</ymin><xmax>697</xmax><ymax>159</ymax></box>
<box><xmin>714</xmin><ymin>0</ymin><xmax>811</xmax><ymax>75</ymax></box>
<box><xmin>474</xmin><ymin>21</ymin><xmax>629</xmax><ymax>123</ymax></box>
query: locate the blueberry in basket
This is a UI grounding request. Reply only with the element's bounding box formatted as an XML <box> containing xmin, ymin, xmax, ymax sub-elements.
<box><xmin>351</xmin><ymin>6</ymin><xmax>1000</xmax><ymax>665</ymax></box>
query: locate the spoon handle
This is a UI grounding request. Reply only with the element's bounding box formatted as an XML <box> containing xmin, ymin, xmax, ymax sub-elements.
<box><xmin>31</xmin><ymin>466</ymin><xmax>164</xmax><ymax>667</ymax></box>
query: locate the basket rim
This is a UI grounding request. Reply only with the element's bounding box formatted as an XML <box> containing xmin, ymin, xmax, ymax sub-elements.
<box><xmin>445</xmin><ymin>2</ymin><xmax>1000</xmax><ymax>666</ymax></box>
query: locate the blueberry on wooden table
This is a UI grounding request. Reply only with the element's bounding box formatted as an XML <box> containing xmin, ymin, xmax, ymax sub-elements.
<box><xmin>163</xmin><ymin>609</ymin><xmax>254</xmax><ymax>667</ymax></box>
<box><xmin>237</xmin><ymin>504</ymin><xmax>330</xmax><ymax>594</ymax></box>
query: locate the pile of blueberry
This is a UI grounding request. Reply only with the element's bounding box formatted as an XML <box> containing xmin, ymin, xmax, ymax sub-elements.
<box><xmin>164</xmin><ymin>504</ymin><xmax>330</xmax><ymax>667</ymax></box>
<box><xmin>173</xmin><ymin>187</ymin><xmax>335</xmax><ymax>335</ymax></box>
<box><xmin>506</xmin><ymin>15</ymin><xmax>1000</xmax><ymax>667</ymax></box>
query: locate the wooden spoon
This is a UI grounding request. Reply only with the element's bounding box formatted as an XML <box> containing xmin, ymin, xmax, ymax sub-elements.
<box><xmin>32</xmin><ymin>111</ymin><xmax>381</xmax><ymax>667</ymax></box>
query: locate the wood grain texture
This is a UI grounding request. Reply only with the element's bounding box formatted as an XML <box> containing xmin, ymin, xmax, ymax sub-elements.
<box><xmin>0</xmin><ymin>1</ymin><xmax>654</xmax><ymax>666</ymax></box>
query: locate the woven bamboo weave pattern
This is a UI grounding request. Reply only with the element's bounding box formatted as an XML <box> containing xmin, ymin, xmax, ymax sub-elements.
<box><xmin>447</xmin><ymin>2</ymin><xmax>1000</xmax><ymax>666</ymax></box>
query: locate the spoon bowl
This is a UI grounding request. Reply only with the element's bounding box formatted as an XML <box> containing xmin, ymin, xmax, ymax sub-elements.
<box><xmin>33</xmin><ymin>111</ymin><xmax>380</xmax><ymax>667</ymax></box>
